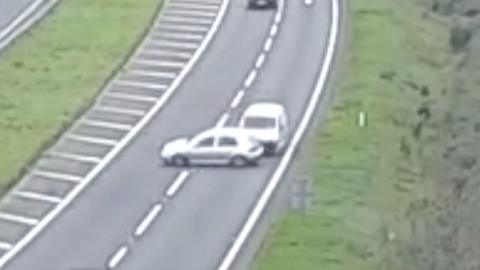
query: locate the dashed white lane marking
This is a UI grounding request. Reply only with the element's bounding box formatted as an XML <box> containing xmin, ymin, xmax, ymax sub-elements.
<box><xmin>32</xmin><ymin>170</ymin><xmax>83</xmax><ymax>183</ymax></box>
<box><xmin>96</xmin><ymin>106</ymin><xmax>146</xmax><ymax>117</ymax></box>
<box><xmin>67</xmin><ymin>134</ymin><xmax>118</xmax><ymax>147</ymax></box>
<box><xmin>104</xmin><ymin>92</ymin><xmax>158</xmax><ymax>103</ymax></box>
<box><xmin>230</xmin><ymin>90</ymin><xmax>245</xmax><ymax>110</ymax></box>
<box><xmin>134</xmin><ymin>204</ymin><xmax>163</xmax><ymax>237</ymax></box>
<box><xmin>305</xmin><ymin>0</ymin><xmax>314</xmax><ymax>5</ymax></box>
<box><xmin>274</xmin><ymin>11</ymin><xmax>282</xmax><ymax>24</ymax></box>
<box><xmin>215</xmin><ymin>113</ymin><xmax>230</xmax><ymax>128</ymax></box>
<box><xmin>255</xmin><ymin>53</ymin><xmax>266</xmax><ymax>69</ymax></box>
<box><xmin>83</xmin><ymin>119</ymin><xmax>133</xmax><ymax>132</ymax></box>
<box><xmin>0</xmin><ymin>212</ymin><xmax>39</xmax><ymax>226</ymax></box>
<box><xmin>244</xmin><ymin>70</ymin><xmax>257</xmax><ymax>89</ymax></box>
<box><xmin>47</xmin><ymin>152</ymin><xmax>102</xmax><ymax>164</ymax></box>
<box><xmin>269</xmin><ymin>24</ymin><xmax>278</xmax><ymax>37</ymax></box>
<box><xmin>107</xmin><ymin>245</ymin><xmax>129</xmax><ymax>269</ymax></box>
<box><xmin>0</xmin><ymin>241</ymin><xmax>12</xmax><ymax>251</ymax></box>
<box><xmin>166</xmin><ymin>171</ymin><xmax>191</xmax><ymax>197</ymax></box>
<box><xmin>115</xmin><ymin>80</ymin><xmax>169</xmax><ymax>91</ymax></box>
<box><xmin>263</xmin><ymin>37</ymin><xmax>273</xmax><ymax>52</ymax></box>
<box><xmin>14</xmin><ymin>191</ymin><xmax>63</xmax><ymax>204</ymax></box>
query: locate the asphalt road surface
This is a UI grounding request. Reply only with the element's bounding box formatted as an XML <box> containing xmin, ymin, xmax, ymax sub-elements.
<box><xmin>0</xmin><ymin>0</ymin><xmax>34</xmax><ymax>30</ymax></box>
<box><xmin>3</xmin><ymin>0</ymin><xmax>336</xmax><ymax>269</ymax></box>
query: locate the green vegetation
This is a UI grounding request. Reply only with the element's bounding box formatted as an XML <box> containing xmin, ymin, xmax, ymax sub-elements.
<box><xmin>255</xmin><ymin>0</ymin><xmax>450</xmax><ymax>269</ymax></box>
<box><xmin>0</xmin><ymin>0</ymin><xmax>161</xmax><ymax>194</ymax></box>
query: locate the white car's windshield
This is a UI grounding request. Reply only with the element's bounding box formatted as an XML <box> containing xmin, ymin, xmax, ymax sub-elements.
<box><xmin>244</xmin><ymin>117</ymin><xmax>276</xmax><ymax>129</ymax></box>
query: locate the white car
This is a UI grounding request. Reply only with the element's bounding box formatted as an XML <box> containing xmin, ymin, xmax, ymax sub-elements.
<box><xmin>239</xmin><ymin>102</ymin><xmax>289</xmax><ymax>155</ymax></box>
<box><xmin>160</xmin><ymin>127</ymin><xmax>264</xmax><ymax>167</ymax></box>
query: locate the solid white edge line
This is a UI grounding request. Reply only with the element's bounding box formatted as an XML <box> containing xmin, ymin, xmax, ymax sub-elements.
<box><xmin>166</xmin><ymin>171</ymin><xmax>191</xmax><ymax>197</ymax></box>
<box><xmin>134</xmin><ymin>204</ymin><xmax>163</xmax><ymax>237</ymax></box>
<box><xmin>216</xmin><ymin>0</ymin><xmax>340</xmax><ymax>269</ymax></box>
<box><xmin>0</xmin><ymin>242</ymin><xmax>12</xmax><ymax>251</ymax></box>
<box><xmin>230</xmin><ymin>90</ymin><xmax>245</xmax><ymax>110</ymax></box>
<box><xmin>107</xmin><ymin>245</ymin><xmax>129</xmax><ymax>269</ymax></box>
<box><xmin>244</xmin><ymin>70</ymin><xmax>257</xmax><ymax>89</ymax></box>
<box><xmin>215</xmin><ymin>113</ymin><xmax>230</xmax><ymax>128</ymax></box>
<box><xmin>255</xmin><ymin>54</ymin><xmax>266</xmax><ymax>69</ymax></box>
<box><xmin>0</xmin><ymin>0</ymin><xmax>231</xmax><ymax>266</ymax></box>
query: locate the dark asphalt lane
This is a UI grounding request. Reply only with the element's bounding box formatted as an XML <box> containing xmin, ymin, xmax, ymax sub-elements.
<box><xmin>0</xmin><ymin>0</ymin><xmax>35</xmax><ymax>32</ymax></box>
<box><xmin>3</xmin><ymin>1</ymin><xmax>276</xmax><ymax>269</ymax></box>
<box><xmin>118</xmin><ymin>0</ymin><xmax>333</xmax><ymax>269</ymax></box>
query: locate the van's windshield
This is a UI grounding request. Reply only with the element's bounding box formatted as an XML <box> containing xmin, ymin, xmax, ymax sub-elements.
<box><xmin>243</xmin><ymin>117</ymin><xmax>276</xmax><ymax>129</ymax></box>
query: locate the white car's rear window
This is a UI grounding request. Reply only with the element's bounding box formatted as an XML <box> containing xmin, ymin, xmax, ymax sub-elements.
<box><xmin>244</xmin><ymin>117</ymin><xmax>276</xmax><ymax>129</ymax></box>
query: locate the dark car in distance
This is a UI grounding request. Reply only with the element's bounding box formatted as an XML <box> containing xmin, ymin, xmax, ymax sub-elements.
<box><xmin>248</xmin><ymin>0</ymin><xmax>278</xmax><ymax>9</ymax></box>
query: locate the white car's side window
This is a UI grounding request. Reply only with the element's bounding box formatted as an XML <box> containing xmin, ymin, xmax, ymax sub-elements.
<box><xmin>219</xmin><ymin>137</ymin><xmax>238</xmax><ymax>147</ymax></box>
<box><xmin>195</xmin><ymin>137</ymin><xmax>214</xmax><ymax>148</ymax></box>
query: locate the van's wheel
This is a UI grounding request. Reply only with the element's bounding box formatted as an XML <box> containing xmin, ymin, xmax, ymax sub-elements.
<box><xmin>230</xmin><ymin>156</ymin><xmax>248</xmax><ymax>167</ymax></box>
<box><xmin>172</xmin><ymin>155</ymin><xmax>189</xmax><ymax>167</ymax></box>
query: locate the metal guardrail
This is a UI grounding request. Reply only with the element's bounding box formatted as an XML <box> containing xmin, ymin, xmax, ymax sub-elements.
<box><xmin>0</xmin><ymin>0</ymin><xmax>60</xmax><ymax>52</ymax></box>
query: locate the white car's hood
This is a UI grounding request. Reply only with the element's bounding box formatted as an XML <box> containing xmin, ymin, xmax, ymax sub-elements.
<box><xmin>161</xmin><ymin>138</ymin><xmax>189</xmax><ymax>157</ymax></box>
<box><xmin>244</xmin><ymin>129</ymin><xmax>279</xmax><ymax>143</ymax></box>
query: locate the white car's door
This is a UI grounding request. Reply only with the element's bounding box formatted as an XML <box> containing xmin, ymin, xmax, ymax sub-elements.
<box><xmin>216</xmin><ymin>136</ymin><xmax>240</xmax><ymax>164</ymax></box>
<box><xmin>188</xmin><ymin>136</ymin><xmax>216</xmax><ymax>164</ymax></box>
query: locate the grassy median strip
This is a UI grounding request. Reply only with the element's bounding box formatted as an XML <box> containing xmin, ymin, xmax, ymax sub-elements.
<box><xmin>0</xmin><ymin>0</ymin><xmax>161</xmax><ymax>194</ymax></box>
<box><xmin>255</xmin><ymin>0</ymin><xmax>449</xmax><ymax>269</ymax></box>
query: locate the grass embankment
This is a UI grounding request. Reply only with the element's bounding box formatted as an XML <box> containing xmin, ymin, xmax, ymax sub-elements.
<box><xmin>0</xmin><ymin>0</ymin><xmax>161</xmax><ymax>194</ymax></box>
<box><xmin>256</xmin><ymin>0</ymin><xmax>450</xmax><ymax>269</ymax></box>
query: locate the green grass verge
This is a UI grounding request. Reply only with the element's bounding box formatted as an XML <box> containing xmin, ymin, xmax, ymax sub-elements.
<box><xmin>255</xmin><ymin>0</ymin><xmax>450</xmax><ymax>269</ymax></box>
<box><xmin>0</xmin><ymin>0</ymin><xmax>161</xmax><ymax>194</ymax></box>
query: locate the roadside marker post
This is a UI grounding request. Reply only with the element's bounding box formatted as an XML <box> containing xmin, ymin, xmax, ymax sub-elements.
<box><xmin>358</xmin><ymin>111</ymin><xmax>367</xmax><ymax>128</ymax></box>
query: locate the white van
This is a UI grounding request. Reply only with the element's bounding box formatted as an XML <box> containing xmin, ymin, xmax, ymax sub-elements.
<box><xmin>239</xmin><ymin>102</ymin><xmax>289</xmax><ymax>155</ymax></box>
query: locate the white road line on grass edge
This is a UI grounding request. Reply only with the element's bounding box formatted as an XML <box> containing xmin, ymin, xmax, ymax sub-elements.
<box><xmin>217</xmin><ymin>0</ymin><xmax>340</xmax><ymax>269</ymax></box>
<box><xmin>0</xmin><ymin>0</ymin><xmax>43</xmax><ymax>41</ymax></box>
<box><xmin>0</xmin><ymin>0</ymin><xmax>231</xmax><ymax>267</ymax></box>
<box><xmin>134</xmin><ymin>204</ymin><xmax>163</xmax><ymax>237</ymax></box>
<box><xmin>0</xmin><ymin>0</ymin><xmax>60</xmax><ymax>51</ymax></box>
<box><xmin>107</xmin><ymin>245</ymin><xmax>129</xmax><ymax>269</ymax></box>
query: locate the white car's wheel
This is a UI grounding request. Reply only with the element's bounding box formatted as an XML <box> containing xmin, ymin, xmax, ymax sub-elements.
<box><xmin>230</xmin><ymin>156</ymin><xmax>249</xmax><ymax>167</ymax></box>
<box><xmin>172</xmin><ymin>155</ymin><xmax>189</xmax><ymax>167</ymax></box>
